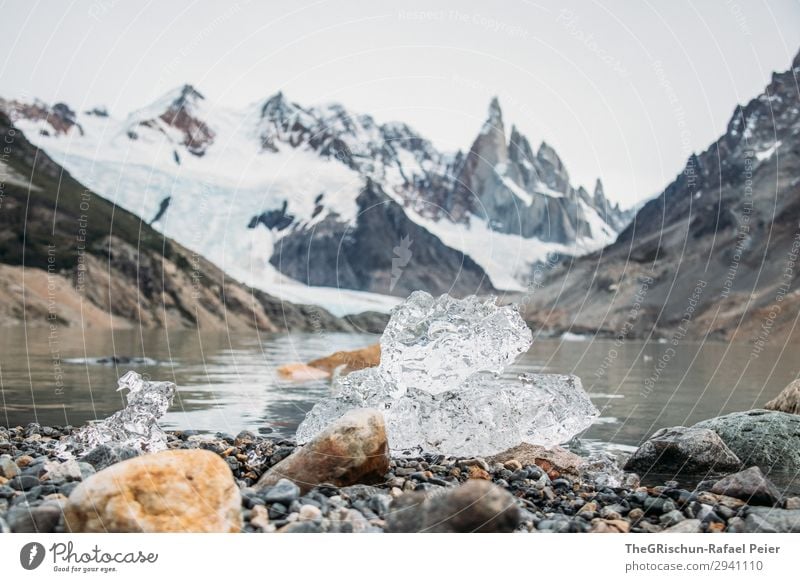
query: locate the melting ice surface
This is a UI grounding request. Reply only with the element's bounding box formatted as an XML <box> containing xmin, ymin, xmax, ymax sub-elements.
<box><xmin>58</xmin><ymin>371</ymin><xmax>176</xmax><ymax>457</ymax></box>
<box><xmin>296</xmin><ymin>291</ymin><xmax>599</xmax><ymax>456</ymax></box>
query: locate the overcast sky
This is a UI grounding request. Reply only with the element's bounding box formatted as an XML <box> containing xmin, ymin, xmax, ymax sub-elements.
<box><xmin>1</xmin><ymin>0</ymin><xmax>799</xmax><ymax>207</ymax></box>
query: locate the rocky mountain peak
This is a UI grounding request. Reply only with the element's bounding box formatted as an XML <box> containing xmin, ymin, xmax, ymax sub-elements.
<box><xmin>508</xmin><ymin>124</ymin><xmax>535</xmax><ymax>166</ymax></box>
<box><xmin>536</xmin><ymin>141</ymin><xmax>570</xmax><ymax>192</ymax></box>
<box><xmin>0</xmin><ymin>98</ymin><xmax>83</xmax><ymax>136</ymax></box>
<box><xmin>593</xmin><ymin>178</ymin><xmax>606</xmax><ymax>207</ymax></box>
<box><xmin>125</xmin><ymin>84</ymin><xmax>215</xmax><ymax>157</ymax></box>
<box><xmin>171</xmin><ymin>84</ymin><xmax>204</xmax><ymax>111</ymax></box>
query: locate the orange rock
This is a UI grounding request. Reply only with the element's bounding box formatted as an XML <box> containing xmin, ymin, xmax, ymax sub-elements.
<box><xmin>276</xmin><ymin>363</ymin><xmax>330</xmax><ymax>381</ymax></box>
<box><xmin>591</xmin><ymin>518</ymin><xmax>630</xmax><ymax>533</ymax></box>
<box><xmin>257</xmin><ymin>409</ymin><xmax>390</xmax><ymax>494</ymax></box>
<box><xmin>765</xmin><ymin>379</ymin><xmax>800</xmax><ymax>414</ymax></box>
<box><xmin>468</xmin><ymin>466</ymin><xmax>492</xmax><ymax>480</ymax></box>
<box><xmin>307</xmin><ymin>343</ymin><xmax>381</xmax><ymax>375</ymax></box>
<box><xmin>277</xmin><ymin>343</ymin><xmax>381</xmax><ymax>381</ymax></box>
<box><xmin>63</xmin><ymin>449</ymin><xmax>242</xmax><ymax>533</ymax></box>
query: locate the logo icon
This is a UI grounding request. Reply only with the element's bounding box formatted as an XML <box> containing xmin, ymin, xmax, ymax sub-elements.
<box><xmin>20</xmin><ymin>542</ymin><xmax>46</xmax><ymax>570</ymax></box>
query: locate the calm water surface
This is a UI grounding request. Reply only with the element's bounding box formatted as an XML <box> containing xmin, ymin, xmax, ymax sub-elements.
<box><xmin>1</xmin><ymin>327</ymin><xmax>798</xmax><ymax>454</ymax></box>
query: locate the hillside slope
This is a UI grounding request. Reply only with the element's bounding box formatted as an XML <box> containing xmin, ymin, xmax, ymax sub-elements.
<box><xmin>519</xmin><ymin>50</ymin><xmax>800</xmax><ymax>345</ymax></box>
<box><xmin>0</xmin><ymin>112</ymin><xmax>384</xmax><ymax>331</ymax></box>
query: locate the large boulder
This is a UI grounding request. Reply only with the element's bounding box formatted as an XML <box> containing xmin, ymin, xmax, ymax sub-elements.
<box><xmin>693</xmin><ymin>409</ymin><xmax>800</xmax><ymax>473</ymax></box>
<box><xmin>711</xmin><ymin>466</ymin><xmax>782</xmax><ymax>506</ymax></box>
<box><xmin>64</xmin><ymin>449</ymin><xmax>242</xmax><ymax>532</ymax></box>
<box><xmin>256</xmin><ymin>409</ymin><xmax>390</xmax><ymax>494</ymax></box>
<box><xmin>765</xmin><ymin>379</ymin><xmax>800</xmax><ymax>414</ymax></box>
<box><xmin>623</xmin><ymin>426</ymin><xmax>741</xmax><ymax>475</ymax></box>
<box><xmin>386</xmin><ymin>480</ymin><xmax>521</xmax><ymax>533</ymax></box>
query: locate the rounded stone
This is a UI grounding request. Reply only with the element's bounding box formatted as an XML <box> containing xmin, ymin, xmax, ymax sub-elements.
<box><xmin>64</xmin><ymin>449</ymin><xmax>242</xmax><ymax>532</ymax></box>
<box><xmin>694</xmin><ymin>410</ymin><xmax>800</xmax><ymax>473</ymax></box>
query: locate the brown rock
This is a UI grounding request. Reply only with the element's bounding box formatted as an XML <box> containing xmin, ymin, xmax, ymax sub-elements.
<box><xmin>663</xmin><ymin>519</ymin><xmax>703</xmax><ymax>533</ymax></box>
<box><xmin>765</xmin><ymin>379</ymin><xmax>800</xmax><ymax>414</ymax></box>
<box><xmin>308</xmin><ymin>343</ymin><xmax>380</xmax><ymax>374</ymax></box>
<box><xmin>711</xmin><ymin>466</ymin><xmax>782</xmax><ymax>506</ymax></box>
<box><xmin>64</xmin><ymin>449</ymin><xmax>241</xmax><ymax>533</ymax></box>
<box><xmin>275</xmin><ymin>363</ymin><xmax>330</xmax><ymax>381</ymax></box>
<box><xmin>503</xmin><ymin>459</ymin><xmax>522</xmax><ymax>471</ymax></box>
<box><xmin>591</xmin><ymin>518</ymin><xmax>630</xmax><ymax>533</ymax></box>
<box><xmin>487</xmin><ymin>443</ymin><xmax>583</xmax><ymax>478</ymax></box>
<box><xmin>387</xmin><ymin>480</ymin><xmax>521</xmax><ymax>533</ymax></box>
<box><xmin>15</xmin><ymin>455</ymin><xmax>34</xmax><ymax>468</ymax></box>
<box><xmin>256</xmin><ymin>409</ymin><xmax>390</xmax><ymax>494</ymax></box>
<box><xmin>278</xmin><ymin>344</ymin><xmax>381</xmax><ymax>380</ymax></box>
<box><xmin>468</xmin><ymin>466</ymin><xmax>491</xmax><ymax>480</ymax></box>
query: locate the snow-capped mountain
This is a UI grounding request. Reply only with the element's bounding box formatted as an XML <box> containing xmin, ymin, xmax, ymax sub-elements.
<box><xmin>1</xmin><ymin>88</ymin><xmax>631</xmax><ymax>314</ymax></box>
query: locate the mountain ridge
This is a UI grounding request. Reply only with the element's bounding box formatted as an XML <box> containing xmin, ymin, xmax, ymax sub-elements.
<box><xmin>0</xmin><ymin>110</ymin><xmax>386</xmax><ymax>332</ymax></box>
<box><xmin>518</xmin><ymin>48</ymin><xmax>800</xmax><ymax>344</ymax></box>
<box><xmin>2</xmin><ymin>90</ymin><xmax>631</xmax><ymax>312</ymax></box>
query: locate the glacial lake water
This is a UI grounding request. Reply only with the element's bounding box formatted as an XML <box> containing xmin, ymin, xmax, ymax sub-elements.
<box><xmin>1</xmin><ymin>327</ymin><xmax>798</xmax><ymax>459</ymax></box>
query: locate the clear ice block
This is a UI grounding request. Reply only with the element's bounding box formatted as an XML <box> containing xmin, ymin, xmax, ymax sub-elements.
<box><xmin>296</xmin><ymin>292</ymin><xmax>598</xmax><ymax>456</ymax></box>
<box><xmin>59</xmin><ymin>371</ymin><xmax>176</xmax><ymax>457</ymax></box>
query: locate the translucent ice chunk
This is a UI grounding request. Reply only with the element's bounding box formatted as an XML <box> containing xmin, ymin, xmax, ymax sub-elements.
<box><xmin>295</xmin><ymin>291</ymin><xmax>598</xmax><ymax>456</ymax></box>
<box><xmin>58</xmin><ymin>371</ymin><xmax>176</xmax><ymax>457</ymax></box>
<box><xmin>379</xmin><ymin>291</ymin><xmax>532</xmax><ymax>396</ymax></box>
<box><xmin>297</xmin><ymin>372</ymin><xmax>598</xmax><ymax>457</ymax></box>
<box><xmin>579</xmin><ymin>453</ymin><xmax>625</xmax><ymax>489</ymax></box>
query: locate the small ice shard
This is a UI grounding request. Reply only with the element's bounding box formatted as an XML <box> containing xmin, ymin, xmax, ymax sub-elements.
<box><xmin>579</xmin><ymin>453</ymin><xmax>626</xmax><ymax>489</ymax></box>
<box><xmin>296</xmin><ymin>291</ymin><xmax>598</xmax><ymax>456</ymax></box>
<box><xmin>59</xmin><ymin>371</ymin><xmax>176</xmax><ymax>457</ymax></box>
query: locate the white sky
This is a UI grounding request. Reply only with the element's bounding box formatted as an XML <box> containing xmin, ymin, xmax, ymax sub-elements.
<box><xmin>1</xmin><ymin>0</ymin><xmax>799</xmax><ymax>207</ymax></box>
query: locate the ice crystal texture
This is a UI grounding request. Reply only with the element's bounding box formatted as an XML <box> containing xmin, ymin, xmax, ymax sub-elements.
<box><xmin>60</xmin><ymin>371</ymin><xmax>176</xmax><ymax>457</ymax></box>
<box><xmin>579</xmin><ymin>453</ymin><xmax>626</xmax><ymax>489</ymax></box>
<box><xmin>296</xmin><ymin>291</ymin><xmax>598</xmax><ymax>456</ymax></box>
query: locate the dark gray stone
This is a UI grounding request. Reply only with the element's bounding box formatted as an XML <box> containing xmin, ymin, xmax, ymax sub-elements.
<box><xmin>694</xmin><ymin>410</ymin><xmax>800</xmax><ymax>473</ymax></box>
<box><xmin>261</xmin><ymin>478</ymin><xmax>300</xmax><ymax>505</ymax></box>
<box><xmin>744</xmin><ymin>508</ymin><xmax>800</xmax><ymax>533</ymax></box>
<box><xmin>8</xmin><ymin>502</ymin><xmax>63</xmax><ymax>533</ymax></box>
<box><xmin>624</xmin><ymin>426</ymin><xmax>741</xmax><ymax>475</ymax></box>
<box><xmin>386</xmin><ymin>480</ymin><xmax>520</xmax><ymax>533</ymax></box>
<box><xmin>81</xmin><ymin>444</ymin><xmax>140</xmax><ymax>470</ymax></box>
<box><xmin>8</xmin><ymin>475</ymin><xmax>40</xmax><ymax>491</ymax></box>
<box><xmin>711</xmin><ymin>466</ymin><xmax>782</xmax><ymax>506</ymax></box>
<box><xmin>278</xmin><ymin>520</ymin><xmax>323</xmax><ymax>533</ymax></box>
